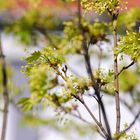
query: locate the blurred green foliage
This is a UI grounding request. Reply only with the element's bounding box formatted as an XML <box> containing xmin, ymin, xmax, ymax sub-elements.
<box><xmin>5</xmin><ymin>6</ymin><xmax>61</xmax><ymax>45</ymax></box>
<box><xmin>0</xmin><ymin>0</ymin><xmax>140</xmax><ymax>139</ymax></box>
<box><xmin>118</xmin><ymin>8</ymin><xmax>140</xmax><ymax>31</ymax></box>
<box><xmin>117</xmin><ymin>31</ymin><xmax>140</xmax><ymax>60</ymax></box>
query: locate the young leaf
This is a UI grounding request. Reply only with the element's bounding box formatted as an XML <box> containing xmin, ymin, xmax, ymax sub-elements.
<box><xmin>25</xmin><ymin>51</ymin><xmax>41</xmax><ymax>63</ymax></box>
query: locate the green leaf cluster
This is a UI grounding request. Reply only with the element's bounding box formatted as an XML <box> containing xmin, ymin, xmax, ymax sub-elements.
<box><xmin>120</xmin><ymin>70</ymin><xmax>139</xmax><ymax>92</ymax></box>
<box><xmin>20</xmin><ymin>45</ymin><xmax>93</xmax><ymax>112</ymax></box>
<box><xmin>61</xmin><ymin>18</ymin><xmax>108</xmax><ymax>54</ymax></box>
<box><xmin>118</xmin><ymin>8</ymin><xmax>140</xmax><ymax>31</ymax></box>
<box><xmin>117</xmin><ymin>31</ymin><xmax>140</xmax><ymax>60</ymax></box>
<box><xmin>5</xmin><ymin>7</ymin><xmax>61</xmax><ymax>45</ymax></box>
<box><xmin>81</xmin><ymin>0</ymin><xmax>120</xmax><ymax>14</ymax></box>
<box><xmin>94</xmin><ymin>69</ymin><xmax>114</xmax><ymax>94</ymax></box>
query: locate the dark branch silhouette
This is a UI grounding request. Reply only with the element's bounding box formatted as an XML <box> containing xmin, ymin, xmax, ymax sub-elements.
<box><xmin>0</xmin><ymin>33</ymin><xmax>9</xmax><ymax>140</ymax></box>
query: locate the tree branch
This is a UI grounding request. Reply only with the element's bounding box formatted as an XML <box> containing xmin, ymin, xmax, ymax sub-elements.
<box><xmin>70</xmin><ymin>113</ymin><xmax>106</xmax><ymax>139</ymax></box>
<box><xmin>74</xmin><ymin>95</ymin><xmax>108</xmax><ymax>138</ymax></box>
<box><xmin>117</xmin><ymin>61</ymin><xmax>135</xmax><ymax>77</ymax></box>
<box><xmin>114</xmin><ymin>110</ymin><xmax>140</xmax><ymax>140</ymax></box>
<box><xmin>113</xmin><ymin>17</ymin><xmax>121</xmax><ymax>134</ymax></box>
<box><xmin>121</xmin><ymin>110</ymin><xmax>140</xmax><ymax>133</ymax></box>
<box><xmin>46</xmin><ymin>61</ymin><xmax>108</xmax><ymax>137</ymax></box>
<box><xmin>60</xmin><ymin>105</ymin><xmax>106</xmax><ymax>139</ymax></box>
<box><xmin>0</xmin><ymin>33</ymin><xmax>9</xmax><ymax>140</ymax></box>
<box><xmin>77</xmin><ymin>1</ymin><xmax>112</xmax><ymax>139</ymax></box>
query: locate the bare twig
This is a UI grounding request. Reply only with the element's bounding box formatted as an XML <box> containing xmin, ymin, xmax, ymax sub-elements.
<box><xmin>91</xmin><ymin>94</ymin><xmax>102</xmax><ymax>123</ymax></box>
<box><xmin>117</xmin><ymin>61</ymin><xmax>135</xmax><ymax>77</ymax></box>
<box><xmin>0</xmin><ymin>33</ymin><xmax>9</xmax><ymax>140</ymax></box>
<box><xmin>98</xmin><ymin>99</ymin><xmax>102</xmax><ymax>124</ymax></box>
<box><xmin>63</xmin><ymin>106</ymin><xmax>106</xmax><ymax>139</ymax></box>
<box><xmin>74</xmin><ymin>95</ymin><xmax>109</xmax><ymax>138</ymax></box>
<box><xmin>114</xmin><ymin>110</ymin><xmax>140</xmax><ymax>140</ymax></box>
<box><xmin>71</xmin><ymin>112</ymin><xmax>106</xmax><ymax>138</ymax></box>
<box><xmin>121</xmin><ymin>110</ymin><xmax>140</xmax><ymax>133</ymax></box>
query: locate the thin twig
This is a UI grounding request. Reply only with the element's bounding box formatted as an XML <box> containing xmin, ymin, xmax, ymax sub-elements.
<box><xmin>117</xmin><ymin>61</ymin><xmax>135</xmax><ymax>77</ymax></box>
<box><xmin>120</xmin><ymin>99</ymin><xmax>140</xmax><ymax>123</ymax></box>
<box><xmin>91</xmin><ymin>94</ymin><xmax>102</xmax><ymax>123</ymax></box>
<box><xmin>74</xmin><ymin>94</ymin><xmax>109</xmax><ymax>138</ymax></box>
<box><xmin>114</xmin><ymin>110</ymin><xmax>140</xmax><ymax>140</ymax></box>
<box><xmin>72</xmin><ymin>111</ymin><xmax>105</xmax><ymax>138</ymax></box>
<box><xmin>121</xmin><ymin>110</ymin><xmax>140</xmax><ymax>133</ymax></box>
<box><xmin>60</xmin><ymin>103</ymin><xmax>106</xmax><ymax>138</ymax></box>
<box><xmin>82</xmin><ymin>101</ymin><xmax>108</xmax><ymax>139</ymax></box>
<box><xmin>0</xmin><ymin>33</ymin><xmax>9</xmax><ymax>140</ymax></box>
<box><xmin>98</xmin><ymin>44</ymin><xmax>103</xmax><ymax>70</ymax></box>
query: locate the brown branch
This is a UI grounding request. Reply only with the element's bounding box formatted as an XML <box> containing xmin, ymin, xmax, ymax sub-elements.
<box><xmin>74</xmin><ymin>95</ymin><xmax>109</xmax><ymax>138</ymax></box>
<box><xmin>71</xmin><ymin>109</ymin><xmax>105</xmax><ymax>138</ymax></box>
<box><xmin>98</xmin><ymin>100</ymin><xmax>102</xmax><ymax>123</ymax></box>
<box><xmin>91</xmin><ymin>94</ymin><xmax>102</xmax><ymax>124</ymax></box>
<box><xmin>114</xmin><ymin>110</ymin><xmax>140</xmax><ymax>140</ymax></box>
<box><xmin>121</xmin><ymin>110</ymin><xmax>140</xmax><ymax>133</ymax></box>
<box><xmin>51</xmin><ymin>65</ymin><xmax>109</xmax><ymax>138</ymax></box>
<box><xmin>61</xmin><ymin>105</ymin><xmax>106</xmax><ymax>139</ymax></box>
<box><xmin>117</xmin><ymin>61</ymin><xmax>135</xmax><ymax>77</ymax></box>
<box><xmin>46</xmin><ymin>61</ymin><xmax>108</xmax><ymax>137</ymax></box>
<box><xmin>113</xmin><ymin>19</ymin><xmax>121</xmax><ymax>134</ymax></box>
<box><xmin>41</xmin><ymin>3</ymin><xmax>111</xmax><ymax>137</ymax></box>
<box><xmin>77</xmin><ymin>1</ymin><xmax>111</xmax><ymax>139</ymax></box>
<box><xmin>0</xmin><ymin>34</ymin><xmax>9</xmax><ymax>140</ymax></box>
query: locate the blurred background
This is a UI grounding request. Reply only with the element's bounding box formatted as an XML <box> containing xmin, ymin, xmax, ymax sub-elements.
<box><xmin>0</xmin><ymin>0</ymin><xmax>140</xmax><ymax>140</ymax></box>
